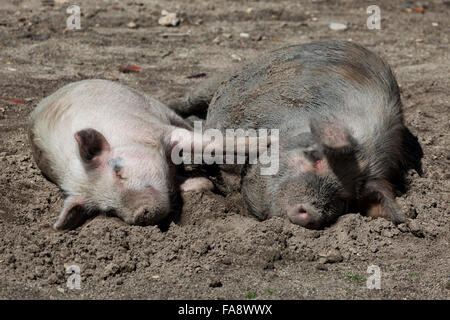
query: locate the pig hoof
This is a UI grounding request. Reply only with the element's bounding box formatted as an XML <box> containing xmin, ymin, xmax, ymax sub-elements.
<box><xmin>180</xmin><ymin>177</ymin><xmax>214</xmax><ymax>193</ymax></box>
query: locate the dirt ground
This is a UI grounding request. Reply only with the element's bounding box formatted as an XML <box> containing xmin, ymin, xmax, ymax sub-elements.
<box><xmin>0</xmin><ymin>0</ymin><xmax>449</xmax><ymax>299</ymax></box>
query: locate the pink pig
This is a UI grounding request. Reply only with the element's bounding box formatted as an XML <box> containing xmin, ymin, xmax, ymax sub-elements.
<box><xmin>29</xmin><ymin>80</ymin><xmax>264</xmax><ymax>230</ymax></box>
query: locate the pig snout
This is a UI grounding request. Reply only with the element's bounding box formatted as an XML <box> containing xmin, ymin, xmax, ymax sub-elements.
<box><xmin>117</xmin><ymin>183</ymin><xmax>173</xmax><ymax>227</ymax></box>
<box><xmin>132</xmin><ymin>207</ymin><xmax>163</xmax><ymax>226</ymax></box>
<box><xmin>116</xmin><ymin>200</ymin><xmax>171</xmax><ymax>227</ymax></box>
<box><xmin>273</xmin><ymin>169</ymin><xmax>348</xmax><ymax>229</ymax></box>
<box><xmin>287</xmin><ymin>203</ymin><xmax>322</xmax><ymax>229</ymax></box>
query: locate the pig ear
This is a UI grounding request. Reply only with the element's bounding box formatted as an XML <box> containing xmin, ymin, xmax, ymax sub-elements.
<box><xmin>309</xmin><ymin>119</ymin><xmax>353</xmax><ymax>154</ymax></box>
<box><xmin>75</xmin><ymin>129</ymin><xmax>111</xmax><ymax>169</ymax></box>
<box><xmin>54</xmin><ymin>196</ymin><xmax>89</xmax><ymax>230</ymax></box>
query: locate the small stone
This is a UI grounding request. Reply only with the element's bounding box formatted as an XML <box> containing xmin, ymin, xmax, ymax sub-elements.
<box><xmin>432</xmin><ymin>22</ymin><xmax>438</xmax><ymax>27</ymax></box>
<box><xmin>212</xmin><ymin>36</ymin><xmax>221</xmax><ymax>44</ymax></box>
<box><xmin>47</xmin><ymin>274</ymin><xmax>59</xmax><ymax>284</ymax></box>
<box><xmin>240</xmin><ymin>32</ymin><xmax>250</xmax><ymax>39</ymax></box>
<box><xmin>151</xmin><ymin>275</ymin><xmax>160</xmax><ymax>279</ymax></box>
<box><xmin>246</xmin><ymin>8</ymin><xmax>253</xmax><ymax>14</ymax></box>
<box><xmin>231</xmin><ymin>54</ymin><xmax>242</xmax><ymax>62</ymax></box>
<box><xmin>127</xmin><ymin>22</ymin><xmax>137</xmax><ymax>29</ymax></box>
<box><xmin>57</xmin><ymin>288</ymin><xmax>65</xmax><ymax>294</ymax></box>
<box><xmin>223</xmin><ymin>33</ymin><xmax>232</xmax><ymax>39</ymax></box>
<box><xmin>158</xmin><ymin>11</ymin><xmax>180</xmax><ymax>27</ymax></box>
<box><xmin>319</xmin><ymin>249</ymin><xmax>344</xmax><ymax>264</ymax></box>
<box><xmin>329</xmin><ymin>22</ymin><xmax>348</xmax><ymax>31</ymax></box>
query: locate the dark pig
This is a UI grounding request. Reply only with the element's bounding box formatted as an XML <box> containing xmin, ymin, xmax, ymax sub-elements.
<box><xmin>169</xmin><ymin>41</ymin><xmax>423</xmax><ymax>229</ymax></box>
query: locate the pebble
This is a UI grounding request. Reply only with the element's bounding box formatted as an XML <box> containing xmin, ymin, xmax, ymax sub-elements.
<box><xmin>329</xmin><ymin>22</ymin><xmax>348</xmax><ymax>31</ymax></box>
<box><xmin>432</xmin><ymin>22</ymin><xmax>438</xmax><ymax>27</ymax></box>
<box><xmin>231</xmin><ymin>54</ymin><xmax>242</xmax><ymax>62</ymax></box>
<box><xmin>240</xmin><ymin>32</ymin><xmax>250</xmax><ymax>39</ymax></box>
<box><xmin>127</xmin><ymin>22</ymin><xmax>137</xmax><ymax>29</ymax></box>
<box><xmin>158</xmin><ymin>10</ymin><xmax>180</xmax><ymax>27</ymax></box>
<box><xmin>47</xmin><ymin>274</ymin><xmax>59</xmax><ymax>284</ymax></box>
<box><xmin>318</xmin><ymin>249</ymin><xmax>343</xmax><ymax>264</ymax></box>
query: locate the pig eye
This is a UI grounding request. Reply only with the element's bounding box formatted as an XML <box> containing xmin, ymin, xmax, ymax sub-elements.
<box><xmin>108</xmin><ymin>157</ymin><xmax>127</xmax><ymax>180</ymax></box>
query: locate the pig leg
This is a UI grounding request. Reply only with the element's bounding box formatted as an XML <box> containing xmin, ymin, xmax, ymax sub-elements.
<box><xmin>167</xmin><ymin>68</ymin><xmax>238</xmax><ymax>117</ymax></box>
<box><xmin>163</xmin><ymin>103</ymin><xmax>195</xmax><ymax>131</ymax></box>
<box><xmin>362</xmin><ymin>179</ymin><xmax>405</xmax><ymax>224</ymax></box>
<box><xmin>167</xmin><ymin>126</ymin><xmax>272</xmax><ymax>159</ymax></box>
<box><xmin>179</xmin><ymin>177</ymin><xmax>214</xmax><ymax>193</ymax></box>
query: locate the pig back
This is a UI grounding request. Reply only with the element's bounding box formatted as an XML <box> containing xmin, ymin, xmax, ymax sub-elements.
<box><xmin>205</xmin><ymin>40</ymin><xmax>401</xmax><ymax>137</ymax></box>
